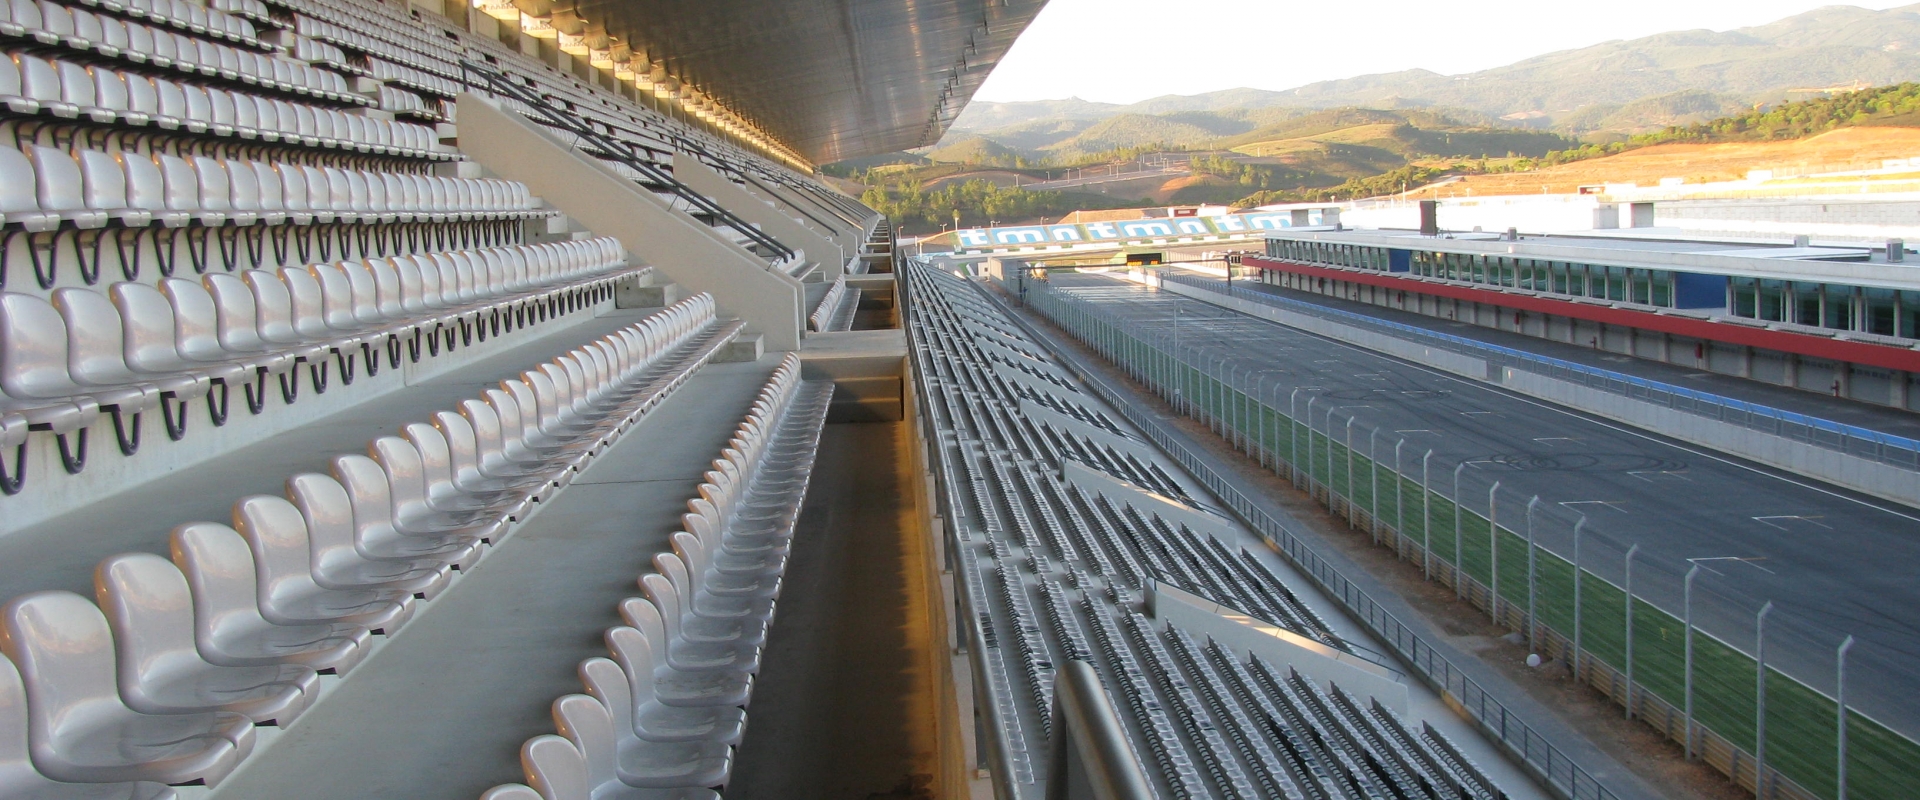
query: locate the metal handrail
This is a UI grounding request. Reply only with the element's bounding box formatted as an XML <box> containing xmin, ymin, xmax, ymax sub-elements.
<box><xmin>457</xmin><ymin>60</ymin><xmax>797</xmax><ymax>263</ymax></box>
<box><xmin>1166</xmin><ymin>273</ymin><xmax>1920</xmax><ymax>470</ymax></box>
<box><xmin>1047</xmin><ymin>660</ymin><xmax>1155</xmax><ymax>800</ymax></box>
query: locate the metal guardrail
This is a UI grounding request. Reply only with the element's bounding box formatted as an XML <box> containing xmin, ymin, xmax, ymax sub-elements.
<box><xmin>1164</xmin><ymin>273</ymin><xmax>1920</xmax><ymax>471</ymax></box>
<box><xmin>1047</xmin><ymin>660</ymin><xmax>1155</xmax><ymax>800</ymax></box>
<box><xmin>996</xmin><ymin>273</ymin><xmax>1625</xmax><ymax>800</ymax></box>
<box><xmin>457</xmin><ymin>60</ymin><xmax>798</xmax><ymax>264</ymax></box>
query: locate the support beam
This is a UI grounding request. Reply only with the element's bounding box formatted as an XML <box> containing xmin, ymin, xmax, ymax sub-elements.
<box><xmin>454</xmin><ymin>94</ymin><xmax>805</xmax><ymax>350</ymax></box>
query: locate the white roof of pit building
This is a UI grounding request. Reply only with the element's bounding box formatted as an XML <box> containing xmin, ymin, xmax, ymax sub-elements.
<box><xmin>1262</xmin><ymin>228</ymin><xmax>1920</xmax><ymax>291</ymax></box>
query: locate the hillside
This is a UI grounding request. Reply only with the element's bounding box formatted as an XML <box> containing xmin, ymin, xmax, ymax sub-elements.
<box><xmin>947</xmin><ymin>3</ymin><xmax>1920</xmax><ymax>142</ymax></box>
<box><xmin>1405</xmin><ymin>126</ymin><xmax>1920</xmax><ymax>197</ymax></box>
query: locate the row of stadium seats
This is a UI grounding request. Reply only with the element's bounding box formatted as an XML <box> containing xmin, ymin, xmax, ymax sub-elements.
<box><xmin>484</xmin><ymin>354</ymin><xmax>834</xmax><ymax>799</ymax></box>
<box><xmin>0</xmin><ymin>238</ymin><xmax>635</xmax><ymax>489</ymax></box>
<box><xmin>1</xmin><ymin>0</ymin><xmax>366</xmax><ymax>105</ymax></box>
<box><xmin>0</xmin><ymin>292</ymin><xmax>740</xmax><ymax>796</ymax></box>
<box><xmin>9</xmin><ymin>0</ymin><xmax>264</xmax><ymax>49</ymax></box>
<box><xmin>1</xmin><ymin>52</ymin><xmax>447</xmax><ymax>157</ymax></box>
<box><xmin>2</xmin><ymin>145</ymin><xmax>544</xmax><ymax>287</ymax></box>
<box><xmin>904</xmin><ymin>261</ymin><xmax>1510</xmax><ymax>799</ymax></box>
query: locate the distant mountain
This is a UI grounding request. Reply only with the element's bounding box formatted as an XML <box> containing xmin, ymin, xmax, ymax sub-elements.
<box><xmin>947</xmin><ymin>3</ymin><xmax>1920</xmax><ymax>140</ymax></box>
<box><xmin>1272</xmin><ymin>4</ymin><xmax>1920</xmax><ymax>129</ymax></box>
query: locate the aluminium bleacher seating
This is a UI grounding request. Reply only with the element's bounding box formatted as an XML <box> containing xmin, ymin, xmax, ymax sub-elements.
<box><xmin>905</xmin><ymin>258</ymin><xmax>1513</xmax><ymax>800</ymax></box>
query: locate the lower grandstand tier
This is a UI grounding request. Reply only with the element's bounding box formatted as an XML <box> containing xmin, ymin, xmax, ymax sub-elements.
<box><xmin>904</xmin><ymin>259</ymin><xmax>1519</xmax><ymax>800</ymax></box>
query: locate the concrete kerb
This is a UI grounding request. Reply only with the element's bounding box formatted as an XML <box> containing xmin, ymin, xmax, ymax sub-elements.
<box><xmin>1160</xmin><ymin>276</ymin><xmax>1920</xmax><ymax>510</ymax></box>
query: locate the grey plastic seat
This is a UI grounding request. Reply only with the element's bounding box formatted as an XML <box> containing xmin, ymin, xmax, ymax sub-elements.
<box><xmin>582</xmin><ymin>650</ymin><xmax>743</xmax><ymax>746</ymax></box>
<box><xmin>669</xmin><ymin>532</ymin><xmax>777</xmax><ymax>601</ymax></box>
<box><xmin>652</xmin><ymin>553</ymin><xmax>771</xmax><ymax>625</ymax></box>
<box><xmin>229</xmin><ymin>499</ymin><xmax>413</xmax><ymax>633</ymax></box>
<box><xmin>95</xmin><ymin>553</ymin><xmax>316</xmax><ymax>725</ymax></box>
<box><xmin>168</xmin><ymin>522</ymin><xmax>368</xmax><ymax>674</ymax></box>
<box><xmin>285</xmin><ymin>472</ymin><xmax>450</xmax><ymax>597</ymax></box>
<box><xmin>369</xmin><ymin>437</ymin><xmax>509</xmax><ymax>536</ymax></box>
<box><xmin>516</xmin><ymin>734</ymin><xmax>721</xmax><ymax>800</ymax></box>
<box><xmin>330</xmin><ymin>454</ymin><xmax>482</xmax><ymax>564</ymax></box>
<box><xmin>459</xmin><ymin>397</ymin><xmax>565</xmax><ymax>483</ymax></box>
<box><xmin>109</xmin><ymin>282</ymin><xmax>246</xmax><ymax>385</ymax></box>
<box><xmin>400</xmin><ymin>423</ymin><xmax>530</xmax><ymax>519</ymax></box>
<box><xmin>640</xmin><ymin>574</ymin><xmax>765</xmax><ymax>653</ymax></box>
<box><xmin>52</xmin><ymin>288</ymin><xmax>202</xmax><ymax>400</ymax></box>
<box><xmin>0</xmin><ymin>592</ymin><xmax>254</xmax><ymax>786</ymax></box>
<box><xmin>552</xmin><ymin>694</ymin><xmax>731</xmax><ymax>791</ymax></box>
<box><xmin>431</xmin><ymin>410</ymin><xmax>555</xmax><ymax>496</ymax></box>
<box><xmin>479</xmin><ymin>785</ymin><xmax>542</xmax><ymax>800</ymax></box>
<box><xmin>606</xmin><ymin>621</ymin><xmax>748</xmax><ymax>705</ymax></box>
<box><xmin>0</xmin><ymin>654</ymin><xmax>178</xmax><ymax>800</ymax></box>
<box><xmin>616</xmin><ymin>599</ymin><xmax>756</xmax><ymax>680</ymax></box>
<box><xmin>1</xmin><ymin>293</ymin><xmax>157</xmax><ymax>417</ymax></box>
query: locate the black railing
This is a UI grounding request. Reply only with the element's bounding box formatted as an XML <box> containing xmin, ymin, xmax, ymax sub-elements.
<box><xmin>457</xmin><ymin>60</ymin><xmax>797</xmax><ymax>264</ymax></box>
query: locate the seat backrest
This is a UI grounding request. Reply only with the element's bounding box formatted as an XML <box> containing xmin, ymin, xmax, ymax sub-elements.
<box><xmin>369</xmin><ymin>436</ymin><xmax>432</xmax><ymax>517</ymax></box>
<box><xmin>109</xmin><ymin>281</ymin><xmax>185</xmax><ymax>373</ymax></box>
<box><xmin>602</xmin><ymin>625</ymin><xmax>660</xmax><ymax>707</ymax></box>
<box><xmin>54</xmin><ymin>60</ymin><xmax>93</xmax><ymax>108</ymax></box>
<box><xmin>306</xmin><ymin>263</ymin><xmax>358</xmax><ymax>331</ymax></box>
<box><xmin>336</xmin><ymin>261</ymin><xmax>380</xmax><ymax>324</ymax></box>
<box><xmin>0</xmin><ymin>148</ymin><xmax>36</xmax><ymax>216</ymax></box>
<box><xmin>575</xmin><ymin>657</ymin><xmax>635</xmax><ymax>744</ymax></box>
<box><xmin>549</xmin><ymin>695</ymin><xmax>619</xmax><ymax>794</ymax></box>
<box><xmin>190</xmin><ymin>155</ymin><xmax>231</xmax><ymax>213</ymax></box>
<box><xmin>161</xmin><ymin>278</ymin><xmax>228</xmax><ymax>362</ymax></box>
<box><xmin>12</xmin><ymin>54</ymin><xmax>58</xmax><ymax>104</ymax></box>
<box><xmin>0</xmin><ymin>293</ymin><xmax>78</xmax><ymax>400</ymax></box>
<box><xmin>365</xmin><ymin>259</ymin><xmax>403</xmax><ymax>319</ymax></box>
<box><xmin>0</xmin><ymin>591</ymin><xmax>122</xmax><ymax>748</ymax></box>
<box><xmin>156</xmin><ymin>154</ymin><xmax>201</xmax><ymax>211</ymax></box>
<box><xmin>222</xmin><ymin>156</ymin><xmax>259</xmax><ymax>212</ymax></box>
<box><xmin>330</xmin><ymin>454</ymin><xmax>399</xmax><ymax>536</ymax></box>
<box><xmin>233</xmin><ymin>494</ymin><xmax>323</xmax><ymax>601</ymax></box>
<box><xmin>76</xmin><ymin>148</ymin><xmax>128</xmax><ymax>211</ymax></box>
<box><xmin>479</xmin><ymin>784</ymin><xmax>542</xmax><ymax>800</ymax></box>
<box><xmin>273</xmin><ymin>162</ymin><xmax>307</xmax><ymax>212</ymax></box>
<box><xmin>88</xmin><ymin>65</ymin><xmax>128</xmax><ymax>112</ymax></box>
<box><xmin>28</xmin><ymin>146</ymin><xmax>84</xmax><ymax>214</ymax></box>
<box><xmin>51</xmin><ymin>287</ymin><xmax>134</xmax><ymax>385</ymax></box>
<box><xmin>94</xmin><ymin>552</ymin><xmax>201</xmax><ymax>705</ymax></box>
<box><xmin>242</xmin><ymin>269</ymin><xmax>298</xmax><ymax>344</ymax></box>
<box><xmin>285</xmin><ymin>472</ymin><xmax>358</xmax><ymax>568</ymax></box>
<box><xmin>637</xmin><ymin>574</ymin><xmax>687</xmax><ymax>643</ymax></box>
<box><xmin>120</xmin><ymin>151</ymin><xmax>166</xmax><ymax>213</ymax></box>
<box><xmin>519</xmin><ymin>735</ymin><xmax>589</xmax><ymax>800</ymax></box>
<box><xmin>203</xmin><ymin>273</ymin><xmax>265</xmax><ymax>352</ymax></box>
<box><xmin>169</xmin><ymin>521</ymin><xmax>267</xmax><ymax>654</ymax></box>
<box><xmin>278</xmin><ymin>268</ymin><xmax>330</xmax><ymax>339</ymax></box>
<box><xmin>401</xmin><ymin>422</ymin><xmax>459</xmax><ymax>496</ymax></box>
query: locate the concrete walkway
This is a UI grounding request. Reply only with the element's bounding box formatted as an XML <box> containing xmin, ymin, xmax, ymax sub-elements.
<box><xmin>204</xmin><ymin>356</ymin><xmax>783</xmax><ymax>800</ymax></box>
<box><xmin>726</xmin><ymin>420</ymin><xmax>942</xmax><ymax>800</ymax></box>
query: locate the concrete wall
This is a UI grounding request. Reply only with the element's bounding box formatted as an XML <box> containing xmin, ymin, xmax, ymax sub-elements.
<box><xmin>454</xmin><ymin>95</ymin><xmax>806</xmax><ymax>350</ymax></box>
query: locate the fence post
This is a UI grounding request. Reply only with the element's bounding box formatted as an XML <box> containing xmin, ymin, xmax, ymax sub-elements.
<box><xmin>1488</xmin><ymin>481</ymin><xmax>1502</xmax><ymax>623</ymax></box>
<box><xmin>1451</xmin><ymin>462</ymin><xmax>1468</xmax><ymax>599</ymax></box>
<box><xmin>1572</xmin><ymin>517</ymin><xmax>1586</xmax><ymax>684</ymax></box>
<box><xmin>1289</xmin><ymin>389</ymin><xmax>1302</xmax><ymax>486</ymax></box>
<box><xmin>1305</xmin><ymin>396</ymin><xmax>1319</xmax><ymax>492</ymax></box>
<box><xmin>1684</xmin><ymin>562</ymin><xmax>1700</xmax><ymax>760</ymax></box>
<box><xmin>1625</xmin><ymin>544</ymin><xmax>1640</xmax><ymax>720</ymax></box>
<box><xmin>1756</xmin><ymin>601</ymin><xmax>1773</xmax><ymax>800</ymax></box>
<box><xmin>1394</xmin><ymin>438</ymin><xmax>1405</xmax><ymax>539</ymax></box>
<box><xmin>1422</xmin><ymin>451</ymin><xmax>1433</xmax><ymax>581</ymax></box>
<box><xmin>1345</xmin><ymin>415</ymin><xmax>1357</xmax><ymax>529</ymax></box>
<box><xmin>1369</xmin><ymin>426</ymin><xmax>1381</xmax><ymax>542</ymax></box>
<box><xmin>1838</xmin><ymin>634</ymin><xmax>1854</xmax><ymax>800</ymax></box>
<box><xmin>1526</xmin><ymin>496</ymin><xmax>1540</xmax><ymax>654</ymax></box>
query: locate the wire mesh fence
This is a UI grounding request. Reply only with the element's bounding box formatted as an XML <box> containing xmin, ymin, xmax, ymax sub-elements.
<box><xmin>1022</xmin><ymin>278</ymin><xmax>1920</xmax><ymax>800</ymax></box>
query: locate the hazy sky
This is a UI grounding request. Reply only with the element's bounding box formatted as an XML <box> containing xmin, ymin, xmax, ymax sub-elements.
<box><xmin>974</xmin><ymin>0</ymin><xmax>1916</xmax><ymax>104</ymax></box>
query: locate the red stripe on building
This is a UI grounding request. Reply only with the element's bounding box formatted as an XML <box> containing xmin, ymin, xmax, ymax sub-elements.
<box><xmin>1241</xmin><ymin>256</ymin><xmax>1920</xmax><ymax>373</ymax></box>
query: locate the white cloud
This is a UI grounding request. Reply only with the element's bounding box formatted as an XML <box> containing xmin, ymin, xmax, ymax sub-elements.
<box><xmin>974</xmin><ymin>0</ymin><xmax>1916</xmax><ymax>104</ymax></box>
